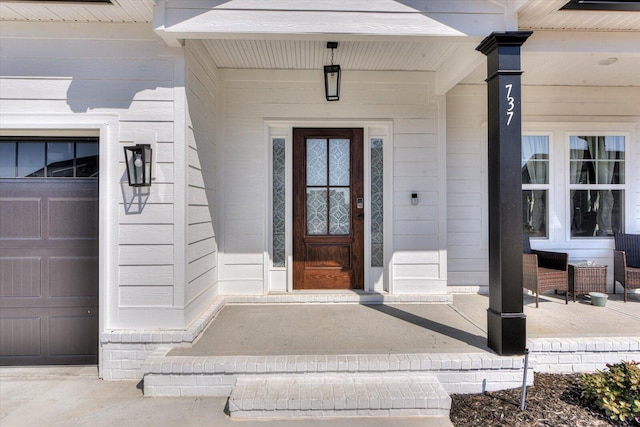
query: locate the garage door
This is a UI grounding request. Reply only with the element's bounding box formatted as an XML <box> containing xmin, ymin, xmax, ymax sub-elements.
<box><xmin>0</xmin><ymin>137</ymin><xmax>99</xmax><ymax>365</ymax></box>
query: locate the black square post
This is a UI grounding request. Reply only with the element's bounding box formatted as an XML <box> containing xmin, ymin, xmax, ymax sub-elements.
<box><xmin>476</xmin><ymin>31</ymin><xmax>532</xmax><ymax>355</ymax></box>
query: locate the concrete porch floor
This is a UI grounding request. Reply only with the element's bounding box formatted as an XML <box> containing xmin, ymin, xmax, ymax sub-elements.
<box><xmin>2</xmin><ymin>292</ymin><xmax>638</xmax><ymax>427</ymax></box>
<box><xmin>170</xmin><ymin>292</ymin><xmax>640</xmax><ymax>357</ymax></box>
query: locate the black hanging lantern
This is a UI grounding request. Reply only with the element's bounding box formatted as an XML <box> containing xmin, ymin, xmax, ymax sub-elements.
<box><xmin>123</xmin><ymin>144</ymin><xmax>152</xmax><ymax>187</ymax></box>
<box><xmin>324</xmin><ymin>42</ymin><xmax>341</xmax><ymax>101</ymax></box>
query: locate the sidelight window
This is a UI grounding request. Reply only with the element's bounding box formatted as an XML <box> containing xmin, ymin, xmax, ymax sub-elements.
<box><xmin>370</xmin><ymin>138</ymin><xmax>384</xmax><ymax>267</ymax></box>
<box><xmin>272</xmin><ymin>138</ymin><xmax>286</xmax><ymax>268</ymax></box>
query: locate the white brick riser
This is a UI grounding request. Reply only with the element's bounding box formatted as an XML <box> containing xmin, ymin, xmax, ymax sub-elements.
<box><xmin>141</xmin><ymin>350</ymin><xmax>531</xmax><ymax>397</ymax></box>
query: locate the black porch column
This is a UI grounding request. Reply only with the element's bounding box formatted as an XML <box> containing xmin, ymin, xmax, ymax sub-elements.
<box><xmin>476</xmin><ymin>31</ymin><xmax>532</xmax><ymax>355</ymax></box>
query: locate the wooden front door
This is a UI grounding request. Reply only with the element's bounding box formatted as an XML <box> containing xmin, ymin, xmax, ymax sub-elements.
<box><xmin>293</xmin><ymin>128</ymin><xmax>364</xmax><ymax>290</ymax></box>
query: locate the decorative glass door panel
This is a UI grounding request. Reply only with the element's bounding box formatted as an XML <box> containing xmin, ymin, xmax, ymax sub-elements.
<box><xmin>305</xmin><ymin>138</ymin><xmax>351</xmax><ymax>236</ymax></box>
<box><xmin>293</xmin><ymin>129</ymin><xmax>363</xmax><ymax>289</ymax></box>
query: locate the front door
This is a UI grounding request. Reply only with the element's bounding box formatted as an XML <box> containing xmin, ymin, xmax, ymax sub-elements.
<box><xmin>293</xmin><ymin>128</ymin><xmax>364</xmax><ymax>290</ymax></box>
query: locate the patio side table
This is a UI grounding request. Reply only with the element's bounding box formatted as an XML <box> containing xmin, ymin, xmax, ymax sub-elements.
<box><xmin>568</xmin><ymin>261</ymin><xmax>608</xmax><ymax>302</ymax></box>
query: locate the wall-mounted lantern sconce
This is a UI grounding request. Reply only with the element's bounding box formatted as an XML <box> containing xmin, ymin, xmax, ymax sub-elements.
<box><xmin>124</xmin><ymin>144</ymin><xmax>152</xmax><ymax>187</ymax></box>
<box><xmin>324</xmin><ymin>41</ymin><xmax>341</xmax><ymax>101</ymax></box>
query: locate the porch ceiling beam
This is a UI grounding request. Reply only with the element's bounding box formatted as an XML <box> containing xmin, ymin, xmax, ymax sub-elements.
<box><xmin>435</xmin><ymin>41</ymin><xmax>486</xmax><ymax>95</ymax></box>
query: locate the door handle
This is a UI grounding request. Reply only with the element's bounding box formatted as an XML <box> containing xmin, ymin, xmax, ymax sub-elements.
<box><xmin>357</xmin><ymin>213</ymin><xmax>364</xmax><ymax>219</ymax></box>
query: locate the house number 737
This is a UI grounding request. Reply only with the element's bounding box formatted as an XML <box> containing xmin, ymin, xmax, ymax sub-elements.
<box><xmin>505</xmin><ymin>83</ymin><xmax>515</xmax><ymax>126</ymax></box>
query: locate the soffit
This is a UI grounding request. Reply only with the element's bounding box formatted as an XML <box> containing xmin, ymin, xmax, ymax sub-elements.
<box><xmin>518</xmin><ymin>0</ymin><xmax>640</xmax><ymax>31</ymax></box>
<box><xmin>463</xmin><ymin>49</ymin><xmax>640</xmax><ymax>87</ymax></box>
<box><xmin>0</xmin><ymin>0</ymin><xmax>154</xmax><ymax>22</ymax></box>
<box><xmin>202</xmin><ymin>39</ymin><xmax>467</xmax><ymax>72</ymax></box>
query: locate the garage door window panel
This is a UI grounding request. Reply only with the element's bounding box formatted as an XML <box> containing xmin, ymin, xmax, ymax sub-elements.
<box><xmin>18</xmin><ymin>142</ymin><xmax>45</xmax><ymax>178</ymax></box>
<box><xmin>0</xmin><ymin>138</ymin><xmax>99</xmax><ymax>179</ymax></box>
<box><xmin>0</xmin><ymin>143</ymin><xmax>16</xmax><ymax>178</ymax></box>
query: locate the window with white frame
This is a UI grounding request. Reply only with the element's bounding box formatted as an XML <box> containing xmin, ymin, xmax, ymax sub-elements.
<box><xmin>522</xmin><ymin>135</ymin><xmax>550</xmax><ymax>238</ymax></box>
<box><xmin>569</xmin><ymin>135</ymin><xmax>625</xmax><ymax>238</ymax></box>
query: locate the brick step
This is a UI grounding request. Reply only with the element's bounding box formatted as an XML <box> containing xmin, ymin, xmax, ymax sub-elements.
<box><xmin>227</xmin><ymin>373</ymin><xmax>452</xmax><ymax>419</ymax></box>
<box><xmin>142</xmin><ymin>351</ymin><xmax>531</xmax><ymax>397</ymax></box>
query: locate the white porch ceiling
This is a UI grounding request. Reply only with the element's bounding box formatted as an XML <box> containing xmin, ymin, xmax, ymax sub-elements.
<box><xmin>463</xmin><ymin>50</ymin><xmax>640</xmax><ymax>87</ymax></box>
<box><xmin>518</xmin><ymin>0</ymin><xmax>640</xmax><ymax>31</ymax></box>
<box><xmin>202</xmin><ymin>39</ymin><xmax>465</xmax><ymax>72</ymax></box>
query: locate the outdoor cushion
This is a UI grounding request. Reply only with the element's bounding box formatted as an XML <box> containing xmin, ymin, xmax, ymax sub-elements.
<box><xmin>522</xmin><ymin>234</ymin><xmax>532</xmax><ymax>254</ymax></box>
<box><xmin>614</xmin><ymin>233</ymin><xmax>640</xmax><ymax>268</ymax></box>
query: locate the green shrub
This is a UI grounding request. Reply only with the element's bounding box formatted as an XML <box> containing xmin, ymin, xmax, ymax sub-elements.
<box><xmin>580</xmin><ymin>360</ymin><xmax>640</xmax><ymax>423</ymax></box>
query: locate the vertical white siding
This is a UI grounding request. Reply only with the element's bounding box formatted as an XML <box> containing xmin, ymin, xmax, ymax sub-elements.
<box><xmin>219</xmin><ymin>69</ymin><xmax>446</xmax><ymax>294</ymax></box>
<box><xmin>0</xmin><ymin>22</ymin><xmax>183</xmax><ymax>329</ymax></box>
<box><xmin>184</xmin><ymin>40</ymin><xmax>219</xmax><ymax>324</ymax></box>
<box><xmin>446</xmin><ymin>84</ymin><xmax>640</xmax><ymax>292</ymax></box>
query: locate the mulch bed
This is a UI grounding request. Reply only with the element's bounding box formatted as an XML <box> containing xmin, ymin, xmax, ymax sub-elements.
<box><xmin>450</xmin><ymin>373</ymin><xmax>639</xmax><ymax>426</ymax></box>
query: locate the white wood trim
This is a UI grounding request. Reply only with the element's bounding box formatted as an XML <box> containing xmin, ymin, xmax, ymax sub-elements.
<box><xmin>159</xmin><ymin>11</ymin><xmax>461</xmax><ymax>40</ymax></box>
<box><xmin>265</xmin><ymin>131</ymin><xmax>289</xmax><ymax>293</ymax></box>
<box><xmin>436</xmin><ymin>95</ymin><xmax>448</xmax><ymax>284</ymax></box>
<box><xmin>216</xmin><ymin>73</ymin><xmax>227</xmax><ymax>287</ymax></box>
<box><xmin>262</xmin><ymin>123</ymin><xmax>271</xmax><ymax>295</ymax></box>
<box><xmin>383</xmin><ymin>124</ymin><xmax>394</xmax><ymax>293</ymax></box>
<box><xmin>155</xmin><ymin>0</ymin><xmax>511</xmax><ymax>42</ymax></box>
<box><xmin>173</xmin><ymin>49</ymin><xmax>188</xmax><ymax>310</ymax></box>
<box><xmin>165</xmin><ymin>0</ymin><xmax>507</xmax><ymax>13</ymax></box>
<box><xmin>363</xmin><ymin>127</ymin><xmax>371</xmax><ymax>292</ymax></box>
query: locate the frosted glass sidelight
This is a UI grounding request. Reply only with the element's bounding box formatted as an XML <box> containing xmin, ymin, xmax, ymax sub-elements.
<box><xmin>272</xmin><ymin>138</ymin><xmax>286</xmax><ymax>267</ymax></box>
<box><xmin>370</xmin><ymin>138</ymin><xmax>384</xmax><ymax>267</ymax></box>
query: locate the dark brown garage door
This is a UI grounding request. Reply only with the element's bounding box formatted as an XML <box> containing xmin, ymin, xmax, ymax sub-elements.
<box><xmin>0</xmin><ymin>138</ymin><xmax>98</xmax><ymax>365</ymax></box>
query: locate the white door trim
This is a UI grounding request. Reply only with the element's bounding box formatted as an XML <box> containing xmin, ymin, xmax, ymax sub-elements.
<box><xmin>265</xmin><ymin>119</ymin><xmax>393</xmax><ymax>293</ymax></box>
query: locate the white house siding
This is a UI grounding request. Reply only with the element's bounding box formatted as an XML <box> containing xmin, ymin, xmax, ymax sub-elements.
<box><xmin>0</xmin><ymin>22</ymin><xmax>189</xmax><ymax>330</ymax></box>
<box><xmin>446</xmin><ymin>85</ymin><xmax>489</xmax><ymax>293</ymax></box>
<box><xmin>446</xmin><ymin>84</ymin><xmax>640</xmax><ymax>292</ymax></box>
<box><xmin>184</xmin><ymin>40</ymin><xmax>219</xmax><ymax>326</ymax></box>
<box><xmin>218</xmin><ymin>69</ymin><xmax>447</xmax><ymax>294</ymax></box>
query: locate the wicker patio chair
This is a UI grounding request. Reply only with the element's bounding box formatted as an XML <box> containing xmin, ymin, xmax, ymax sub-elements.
<box><xmin>613</xmin><ymin>233</ymin><xmax>640</xmax><ymax>302</ymax></box>
<box><xmin>523</xmin><ymin>234</ymin><xmax>569</xmax><ymax>308</ymax></box>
